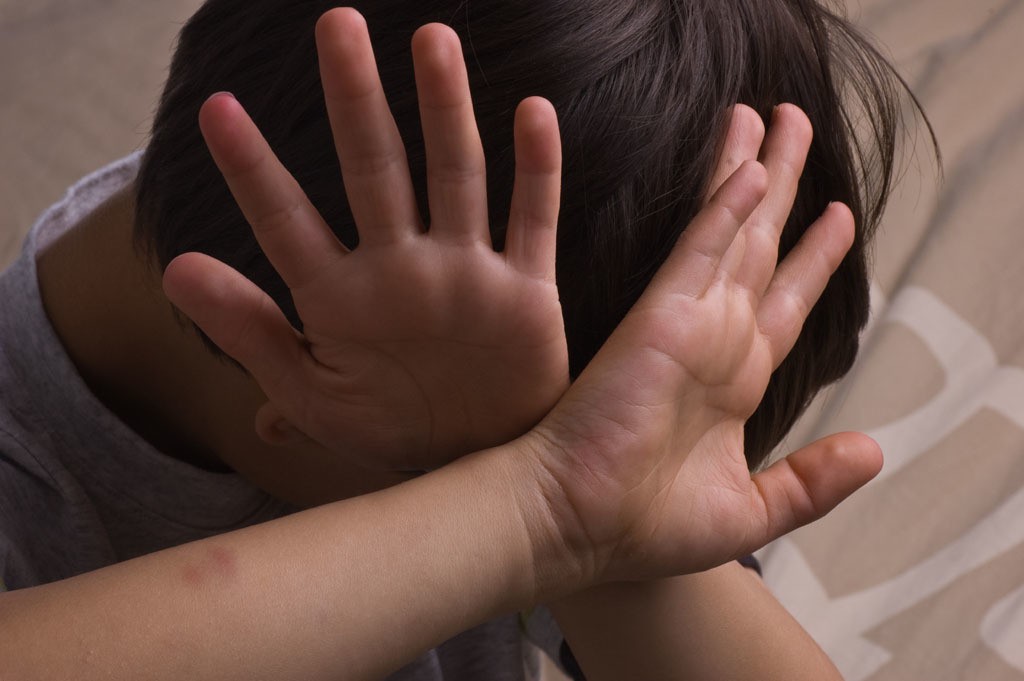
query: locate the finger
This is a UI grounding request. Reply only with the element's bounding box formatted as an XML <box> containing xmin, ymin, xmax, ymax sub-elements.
<box><xmin>703</xmin><ymin>104</ymin><xmax>766</xmax><ymax>204</ymax></box>
<box><xmin>705</xmin><ymin>106</ymin><xmax>766</xmax><ymax>280</ymax></box>
<box><xmin>646</xmin><ymin>160</ymin><xmax>768</xmax><ymax>301</ymax></box>
<box><xmin>744</xmin><ymin>432</ymin><xmax>883</xmax><ymax>552</ymax></box>
<box><xmin>199</xmin><ymin>93</ymin><xmax>346</xmax><ymax>289</ymax></box>
<box><xmin>732</xmin><ymin>104</ymin><xmax>814</xmax><ymax>294</ymax></box>
<box><xmin>757</xmin><ymin>202</ymin><xmax>855</xmax><ymax>367</ymax></box>
<box><xmin>412</xmin><ymin>23</ymin><xmax>489</xmax><ymax>242</ymax></box>
<box><xmin>162</xmin><ymin>252</ymin><xmax>313</xmax><ymax>404</ymax></box>
<box><xmin>316</xmin><ymin>8</ymin><xmax>421</xmax><ymax>245</ymax></box>
<box><xmin>505</xmin><ymin>97</ymin><xmax>562</xmax><ymax>280</ymax></box>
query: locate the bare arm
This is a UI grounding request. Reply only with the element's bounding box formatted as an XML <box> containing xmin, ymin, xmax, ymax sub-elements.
<box><xmin>0</xmin><ymin>448</ymin><xmax>552</xmax><ymax>681</ymax></box>
<box><xmin>551</xmin><ymin>564</ymin><xmax>843</xmax><ymax>681</ymax></box>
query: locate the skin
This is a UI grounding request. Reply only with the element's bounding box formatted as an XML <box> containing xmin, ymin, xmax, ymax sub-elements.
<box><xmin>11</xmin><ymin>7</ymin><xmax>885</xmax><ymax>679</ymax></box>
<box><xmin>166</xmin><ymin>16</ymin><xmax>570</xmax><ymax>473</ymax></box>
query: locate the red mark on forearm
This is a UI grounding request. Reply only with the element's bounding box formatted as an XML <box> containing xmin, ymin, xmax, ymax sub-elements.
<box><xmin>180</xmin><ymin>545</ymin><xmax>238</xmax><ymax>588</ymax></box>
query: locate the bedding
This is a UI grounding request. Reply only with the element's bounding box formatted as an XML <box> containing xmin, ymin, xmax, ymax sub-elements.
<box><xmin>759</xmin><ymin>1</ymin><xmax>1024</xmax><ymax>679</ymax></box>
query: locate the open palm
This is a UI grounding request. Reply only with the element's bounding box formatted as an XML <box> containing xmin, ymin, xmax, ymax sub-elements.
<box><xmin>531</xmin><ymin>105</ymin><xmax>883</xmax><ymax>582</ymax></box>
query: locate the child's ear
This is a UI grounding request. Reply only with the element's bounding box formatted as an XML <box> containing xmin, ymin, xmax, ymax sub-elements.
<box><xmin>255</xmin><ymin>402</ymin><xmax>309</xmax><ymax>446</ymax></box>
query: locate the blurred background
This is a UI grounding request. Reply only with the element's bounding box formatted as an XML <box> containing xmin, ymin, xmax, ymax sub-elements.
<box><xmin>2</xmin><ymin>1</ymin><xmax>1022</xmax><ymax>679</ymax></box>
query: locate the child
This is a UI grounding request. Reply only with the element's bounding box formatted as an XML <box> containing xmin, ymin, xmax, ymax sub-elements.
<box><xmin>0</xmin><ymin>1</ymin><xmax>913</xmax><ymax>678</ymax></box>
<box><xmin>136</xmin><ymin>0</ymin><xmax>911</xmax><ymax>472</ymax></box>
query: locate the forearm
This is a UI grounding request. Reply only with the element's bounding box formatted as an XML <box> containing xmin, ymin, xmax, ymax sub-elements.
<box><xmin>550</xmin><ymin>561</ymin><xmax>843</xmax><ymax>681</ymax></box>
<box><xmin>0</xmin><ymin>447</ymin><xmax>560</xmax><ymax>681</ymax></box>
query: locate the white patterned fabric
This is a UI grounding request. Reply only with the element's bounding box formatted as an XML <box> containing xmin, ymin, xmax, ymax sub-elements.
<box><xmin>757</xmin><ymin>2</ymin><xmax>1024</xmax><ymax>679</ymax></box>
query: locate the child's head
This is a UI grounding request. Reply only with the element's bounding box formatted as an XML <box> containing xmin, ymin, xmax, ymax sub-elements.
<box><xmin>135</xmin><ymin>0</ymin><xmax>917</xmax><ymax>469</ymax></box>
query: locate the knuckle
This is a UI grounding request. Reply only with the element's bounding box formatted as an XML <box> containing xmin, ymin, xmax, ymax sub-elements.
<box><xmin>341</xmin><ymin>144</ymin><xmax>407</xmax><ymax>178</ymax></box>
<box><xmin>429</xmin><ymin>152</ymin><xmax>486</xmax><ymax>184</ymax></box>
<box><xmin>249</xmin><ymin>200</ymin><xmax>308</xmax><ymax>235</ymax></box>
<box><xmin>778</xmin><ymin>286</ymin><xmax>812</xmax><ymax>322</ymax></box>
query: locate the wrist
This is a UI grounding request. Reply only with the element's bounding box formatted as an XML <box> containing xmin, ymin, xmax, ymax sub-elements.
<box><xmin>501</xmin><ymin>430</ymin><xmax>596</xmax><ymax>602</ymax></box>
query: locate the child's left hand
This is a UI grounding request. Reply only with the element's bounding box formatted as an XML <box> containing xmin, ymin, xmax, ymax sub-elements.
<box><xmin>162</xmin><ymin>10</ymin><xmax>568</xmax><ymax>470</ymax></box>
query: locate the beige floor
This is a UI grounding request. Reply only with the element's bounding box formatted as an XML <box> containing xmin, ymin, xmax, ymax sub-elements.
<box><xmin>3</xmin><ymin>2</ymin><xmax>1023</xmax><ymax>680</ymax></box>
<box><xmin>0</xmin><ymin>0</ymin><xmax>205</xmax><ymax>265</ymax></box>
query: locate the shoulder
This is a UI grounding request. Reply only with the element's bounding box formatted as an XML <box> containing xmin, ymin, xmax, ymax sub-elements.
<box><xmin>0</xmin><ymin>412</ymin><xmax>114</xmax><ymax>590</ymax></box>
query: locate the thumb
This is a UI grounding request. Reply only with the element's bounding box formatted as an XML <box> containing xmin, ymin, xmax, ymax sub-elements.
<box><xmin>162</xmin><ymin>252</ymin><xmax>312</xmax><ymax>403</ymax></box>
<box><xmin>746</xmin><ymin>432</ymin><xmax>883</xmax><ymax>550</ymax></box>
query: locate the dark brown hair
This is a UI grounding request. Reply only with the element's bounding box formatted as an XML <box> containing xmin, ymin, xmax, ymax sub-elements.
<box><xmin>136</xmin><ymin>0</ymin><xmax>929</xmax><ymax>469</ymax></box>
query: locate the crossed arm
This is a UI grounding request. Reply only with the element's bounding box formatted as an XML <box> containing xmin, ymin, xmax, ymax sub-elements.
<box><xmin>0</xmin><ymin>8</ymin><xmax>880</xmax><ymax>680</ymax></box>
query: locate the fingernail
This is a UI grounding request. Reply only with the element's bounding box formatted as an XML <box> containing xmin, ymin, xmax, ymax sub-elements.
<box><xmin>207</xmin><ymin>91</ymin><xmax>237</xmax><ymax>102</ymax></box>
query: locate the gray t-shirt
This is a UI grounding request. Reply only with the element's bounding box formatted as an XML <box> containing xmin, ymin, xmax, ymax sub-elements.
<box><xmin>0</xmin><ymin>154</ymin><xmax>568</xmax><ymax>680</ymax></box>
